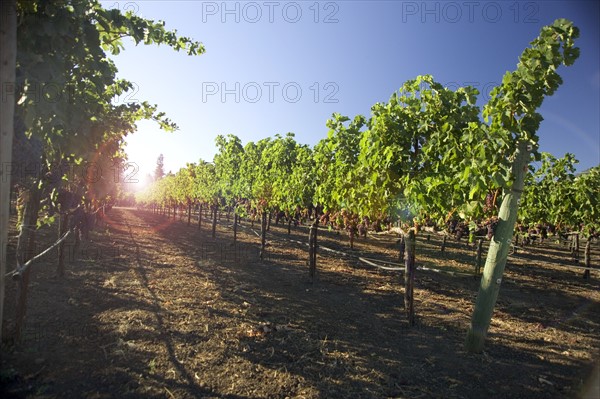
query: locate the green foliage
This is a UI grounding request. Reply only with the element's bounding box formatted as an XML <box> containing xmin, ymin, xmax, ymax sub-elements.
<box><xmin>313</xmin><ymin>113</ymin><xmax>365</xmax><ymax>214</ymax></box>
<box><xmin>521</xmin><ymin>152</ymin><xmax>577</xmax><ymax>226</ymax></box>
<box><xmin>194</xmin><ymin>161</ymin><xmax>219</xmax><ymax>206</ymax></box>
<box><xmin>244</xmin><ymin>133</ymin><xmax>300</xmax><ymax>212</ymax></box>
<box><xmin>14</xmin><ymin>0</ymin><xmax>205</xmax><ymax>222</ymax></box>
<box><xmin>521</xmin><ymin>155</ymin><xmax>599</xmax><ymax>233</ymax></box>
<box><xmin>136</xmin><ymin>19</ymin><xmax>588</xmax><ymax>250</ymax></box>
<box><xmin>246</xmin><ymin>138</ymin><xmax>273</xmax><ymax>211</ymax></box>
<box><xmin>93</xmin><ymin>1</ymin><xmax>205</xmax><ymax>56</ymax></box>
<box><xmin>358</xmin><ymin>75</ymin><xmax>484</xmax><ymax>224</ymax></box>
<box><xmin>570</xmin><ymin>167</ymin><xmax>600</xmax><ymax>234</ymax></box>
<box><xmin>173</xmin><ymin>163</ymin><xmax>196</xmax><ymax>205</ymax></box>
<box><xmin>286</xmin><ymin>144</ymin><xmax>315</xmax><ymax>212</ymax></box>
<box><xmin>482</xmin><ymin>19</ymin><xmax>579</xmax><ymax>148</ymax></box>
<box><xmin>214</xmin><ymin>134</ymin><xmax>244</xmax><ymax>207</ymax></box>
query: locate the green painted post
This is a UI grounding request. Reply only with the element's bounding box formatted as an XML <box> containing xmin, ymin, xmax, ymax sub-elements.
<box><xmin>466</xmin><ymin>141</ymin><xmax>530</xmax><ymax>353</ymax></box>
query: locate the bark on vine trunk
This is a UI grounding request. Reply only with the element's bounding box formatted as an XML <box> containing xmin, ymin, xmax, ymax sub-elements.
<box><xmin>308</xmin><ymin>219</ymin><xmax>318</xmax><ymax>281</ymax></box>
<box><xmin>404</xmin><ymin>230</ymin><xmax>416</xmax><ymax>326</ymax></box>
<box><xmin>475</xmin><ymin>238</ymin><xmax>483</xmax><ymax>276</ymax></box>
<box><xmin>211</xmin><ymin>205</ymin><xmax>218</xmax><ymax>238</ymax></box>
<box><xmin>583</xmin><ymin>240</ymin><xmax>591</xmax><ymax>279</ymax></box>
<box><xmin>233</xmin><ymin>213</ymin><xmax>238</xmax><ymax>242</ymax></box>
<box><xmin>14</xmin><ymin>186</ymin><xmax>41</xmax><ymax>339</ymax></box>
<box><xmin>0</xmin><ymin>0</ymin><xmax>18</xmax><ymax>346</ymax></box>
<box><xmin>187</xmin><ymin>202</ymin><xmax>191</xmax><ymax>226</ymax></box>
<box><xmin>260</xmin><ymin>211</ymin><xmax>267</xmax><ymax>260</ymax></box>
<box><xmin>197</xmin><ymin>204</ymin><xmax>202</xmax><ymax>229</ymax></box>
<box><xmin>57</xmin><ymin>213</ymin><xmax>69</xmax><ymax>277</ymax></box>
<box><xmin>399</xmin><ymin>235</ymin><xmax>405</xmax><ymax>263</ymax></box>
<box><xmin>466</xmin><ymin>140</ymin><xmax>530</xmax><ymax>353</ymax></box>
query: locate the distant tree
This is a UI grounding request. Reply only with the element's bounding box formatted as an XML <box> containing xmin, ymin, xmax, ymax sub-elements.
<box><xmin>155</xmin><ymin>154</ymin><xmax>165</xmax><ymax>181</ymax></box>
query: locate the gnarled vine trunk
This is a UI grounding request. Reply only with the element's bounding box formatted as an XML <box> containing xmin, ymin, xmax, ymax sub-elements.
<box><xmin>14</xmin><ymin>186</ymin><xmax>41</xmax><ymax>339</ymax></box>
<box><xmin>197</xmin><ymin>203</ymin><xmax>202</xmax><ymax>229</ymax></box>
<box><xmin>404</xmin><ymin>230</ymin><xmax>416</xmax><ymax>326</ymax></box>
<box><xmin>308</xmin><ymin>219</ymin><xmax>318</xmax><ymax>280</ymax></box>
<box><xmin>260</xmin><ymin>211</ymin><xmax>267</xmax><ymax>259</ymax></box>
<box><xmin>0</xmin><ymin>0</ymin><xmax>17</xmax><ymax>347</ymax></box>
<box><xmin>57</xmin><ymin>212</ymin><xmax>69</xmax><ymax>277</ymax></box>
<box><xmin>211</xmin><ymin>205</ymin><xmax>218</xmax><ymax>238</ymax></box>
<box><xmin>187</xmin><ymin>201</ymin><xmax>192</xmax><ymax>226</ymax></box>
<box><xmin>233</xmin><ymin>212</ymin><xmax>238</xmax><ymax>242</ymax></box>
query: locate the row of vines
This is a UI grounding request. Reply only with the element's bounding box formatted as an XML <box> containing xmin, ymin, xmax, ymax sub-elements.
<box><xmin>0</xmin><ymin>0</ymin><xmax>205</xmax><ymax>348</ymax></box>
<box><xmin>135</xmin><ymin>19</ymin><xmax>598</xmax><ymax>352</ymax></box>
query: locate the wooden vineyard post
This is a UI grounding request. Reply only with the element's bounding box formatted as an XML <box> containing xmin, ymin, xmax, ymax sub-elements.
<box><xmin>211</xmin><ymin>205</ymin><xmax>218</xmax><ymax>238</ymax></box>
<box><xmin>569</xmin><ymin>234</ymin><xmax>574</xmax><ymax>253</ymax></box>
<box><xmin>404</xmin><ymin>230</ymin><xmax>416</xmax><ymax>326</ymax></box>
<box><xmin>266</xmin><ymin>211</ymin><xmax>272</xmax><ymax>232</ymax></box>
<box><xmin>308</xmin><ymin>219</ymin><xmax>318</xmax><ymax>281</ymax></box>
<box><xmin>313</xmin><ymin>220</ymin><xmax>318</xmax><ymax>277</ymax></box>
<box><xmin>259</xmin><ymin>211</ymin><xmax>267</xmax><ymax>260</ymax></box>
<box><xmin>569</xmin><ymin>233</ymin><xmax>578</xmax><ymax>255</ymax></box>
<box><xmin>198</xmin><ymin>204</ymin><xmax>202</xmax><ymax>229</ymax></box>
<box><xmin>57</xmin><ymin>212</ymin><xmax>68</xmax><ymax>277</ymax></box>
<box><xmin>233</xmin><ymin>213</ymin><xmax>238</xmax><ymax>242</ymax></box>
<box><xmin>475</xmin><ymin>239</ymin><xmax>483</xmax><ymax>276</ymax></box>
<box><xmin>441</xmin><ymin>235</ymin><xmax>447</xmax><ymax>253</ymax></box>
<box><xmin>399</xmin><ymin>235</ymin><xmax>405</xmax><ymax>263</ymax></box>
<box><xmin>583</xmin><ymin>240</ymin><xmax>591</xmax><ymax>279</ymax></box>
<box><xmin>574</xmin><ymin>233</ymin><xmax>580</xmax><ymax>262</ymax></box>
<box><xmin>308</xmin><ymin>221</ymin><xmax>314</xmax><ymax>279</ymax></box>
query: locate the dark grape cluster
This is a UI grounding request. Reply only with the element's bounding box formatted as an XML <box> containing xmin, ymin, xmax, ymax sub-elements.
<box><xmin>486</xmin><ymin>217</ymin><xmax>499</xmax><ymax>240</ymax></box>
<box><xmin>483</xmin><ymin>191</ymin><xmax>497</xmax><ymax>214</ymax></box>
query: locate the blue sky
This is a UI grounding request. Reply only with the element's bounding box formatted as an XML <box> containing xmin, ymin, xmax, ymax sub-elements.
<box><xmin>102</xmin><ymin>1</ymin><xmax>600</xmax><ymax>186</ymax></box>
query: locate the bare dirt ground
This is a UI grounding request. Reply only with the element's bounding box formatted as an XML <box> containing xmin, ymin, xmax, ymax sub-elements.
<box><xmin>1</xmin><ymin>207</ymin><xmax>599</xmax><ymax>398</ymax></box>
